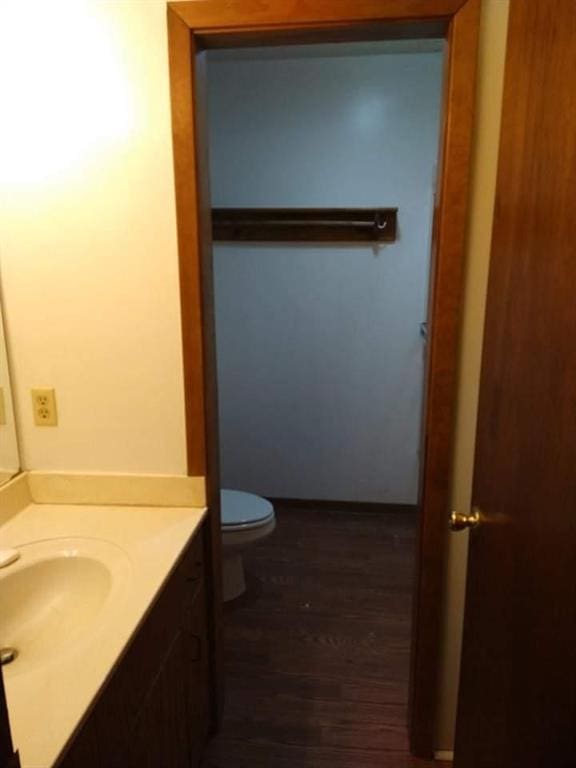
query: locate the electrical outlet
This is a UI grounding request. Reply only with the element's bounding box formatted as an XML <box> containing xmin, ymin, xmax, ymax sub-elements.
<box><xmin>0</xmin><ymin>388</ymin><xmax>6</xmax><ymax>426</ymax></box>
<box><xmin>31</xmin><ymin>388</ymin><xmax>58</xmax><ymax>426</ymax></box>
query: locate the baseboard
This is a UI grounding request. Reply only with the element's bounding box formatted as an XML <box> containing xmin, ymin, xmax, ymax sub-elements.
<box><xmin>267</xmin><ymin>497</ymin><xmax>418</xmax><ymax>515</ymax></box>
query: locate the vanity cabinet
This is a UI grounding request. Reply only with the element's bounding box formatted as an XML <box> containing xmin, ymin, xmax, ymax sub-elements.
<box><xmin>57</xmin><ymin>526</ymin><xmax>210</xmax><ymax>768</ymax></box>
<box><xmin>0</xmin><ymin>673</ymin><xmax>18</xmax><ymax>768</ymax></box>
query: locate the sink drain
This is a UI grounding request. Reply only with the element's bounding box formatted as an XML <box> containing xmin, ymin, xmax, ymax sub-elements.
<box><xmin>0</xmin><ymin>648</ymin><xmax>18</xmax><ymax>666</ymax></box>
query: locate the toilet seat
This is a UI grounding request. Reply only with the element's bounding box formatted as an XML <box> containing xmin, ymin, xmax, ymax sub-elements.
<box><xmin>221</xmin><ymin>490</ymin><xmax>275</xmax><ymax>532</ymax></box>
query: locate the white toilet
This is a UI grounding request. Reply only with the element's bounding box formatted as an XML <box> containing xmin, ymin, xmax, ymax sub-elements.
<box><xmin>221</xmin><ymin>489</ymin><xmax>276</xmax><ymax>602</ymax></box>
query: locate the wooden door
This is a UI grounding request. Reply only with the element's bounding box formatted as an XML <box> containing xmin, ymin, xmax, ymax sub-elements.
<box><xmin>455</xmin><ymin>1</ymin><xmax>576</xmax><ymax>765</ymax></box>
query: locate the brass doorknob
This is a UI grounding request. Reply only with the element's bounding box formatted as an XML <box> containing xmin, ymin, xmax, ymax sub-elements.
<box><xmin>449</xmin><ymin>508</ymin><xmax>481</xmax><ymax>532</ymax></box>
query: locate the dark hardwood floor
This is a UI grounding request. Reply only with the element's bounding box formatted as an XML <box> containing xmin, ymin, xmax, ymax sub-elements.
<box><xmin>203</xmin><ymin>506</ymin><xmax>447</xmax><ymax>768</ymax></box>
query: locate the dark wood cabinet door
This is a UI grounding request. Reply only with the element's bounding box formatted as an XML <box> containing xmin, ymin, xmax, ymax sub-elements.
<box><xmin>127</xmin><ymin>626</ymin><xmax>192</xmax><ymax>768</ymax></box>
<box><xmin>186</xmin><ymin>579</ymin><xmax>210</xmax><ymax>767</ymax></box>
<box><xmin>0</xmin><ymin>672</ymin><xmax>16</xmax><ymax>768</ymax></box>
<box><xmin>455</xmin><ymin>1</ymin><xmax>576</xmax><ymax>765</ymax></box>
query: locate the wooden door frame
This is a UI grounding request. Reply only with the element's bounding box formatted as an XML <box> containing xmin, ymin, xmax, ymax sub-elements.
<box><xmin>166</xmin><ymin>0</ymin><xmax>480</xmax><ymax>757</ymax></box>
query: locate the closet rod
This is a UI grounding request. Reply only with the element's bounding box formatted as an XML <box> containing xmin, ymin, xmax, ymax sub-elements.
<box><xmin>212</xmin><ymin>207</ymin><xmax>397</xmax><ymax>243</ymax></box>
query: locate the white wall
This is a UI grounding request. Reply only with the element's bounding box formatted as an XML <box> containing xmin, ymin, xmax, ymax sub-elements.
<box><xmin>0</xmin><ymin>0</ymin><xmax>187</xmax><ymax>475</ymax></box>
<box><xmin>0</xmin><ymin>301</ymin><xmax>20</xmax><ymax>479</ymax></box>
<box><xmin>208</xmin><ymin>45</ymin><xmax>443</xmax><ymax>503</ymax></box>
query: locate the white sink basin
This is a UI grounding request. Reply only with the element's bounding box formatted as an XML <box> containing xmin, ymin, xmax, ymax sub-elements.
<box><xmin>0</xmin><ymin>538</ymin><xmax>131</xmax><ymax>675</ymax></box>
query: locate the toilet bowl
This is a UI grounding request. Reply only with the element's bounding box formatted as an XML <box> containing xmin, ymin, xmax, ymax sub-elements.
<box><xmin>221</xmin><ymin>489</ymin><xmax>276</xmax><ymax>602</ymax></box>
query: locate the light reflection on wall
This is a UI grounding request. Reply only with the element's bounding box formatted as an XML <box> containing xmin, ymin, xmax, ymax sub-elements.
<box><xmin>0</xmin><ymin>1</ymin><xmax>135</xmax><ymax>186</ymax></box>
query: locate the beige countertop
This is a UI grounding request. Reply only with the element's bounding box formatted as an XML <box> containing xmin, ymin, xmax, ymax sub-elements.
<box><xmin>0</xmin><ymin>472</ymin><xmax>207</xmax><ymax>768</ymax></box>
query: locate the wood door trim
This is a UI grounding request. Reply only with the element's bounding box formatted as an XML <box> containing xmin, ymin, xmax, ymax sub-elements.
<box><xmin>167</xmin><ymin>8</ymin><xmax>225</xmax><ymax>731</ymax></box>
<box><xmin>409</xmin><ymin>0</ymin><xmax>481</xmax><ymax>755</ymax></box>
<box><xmin>170</xmin><ymin>0</ymin><xmax>468</xmax><ymax>29</ymax></box>
<box><xmin>166</xmin><ymin>0</ymin><xmax>480</xmax><ymax>755</ymax></box>
<box><xmin>167</xmin><ymin>8</ymin><xmax>208</xmax><ymax>478</ymax></box>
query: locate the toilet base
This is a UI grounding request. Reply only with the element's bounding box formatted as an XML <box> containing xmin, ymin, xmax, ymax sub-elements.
<box><xmin>221</xmin><ymin>513</ymin><xmax>276</xmax><ymax>602</ymax></box>
<box><xmin>222</xmin><ymin>553</ymin><xmax>246</xmax><ymax>602</ymax></box>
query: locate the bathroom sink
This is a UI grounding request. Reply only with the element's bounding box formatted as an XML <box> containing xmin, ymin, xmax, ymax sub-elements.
<box><xmin>0</xmin><ymin>538</ymin><xmax>131</xmax><ymax>675</ymax></box>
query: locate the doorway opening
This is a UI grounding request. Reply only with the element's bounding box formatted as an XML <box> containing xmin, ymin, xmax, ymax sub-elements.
<box><xmin>167</xmin><ymin>0</ymin><xmax>480</xmax><ymax>759</ymax></box>
<box><xmin>204</xmin><ymin>39</ymin><xmax>443</xmax><ymax>765</ymax></box>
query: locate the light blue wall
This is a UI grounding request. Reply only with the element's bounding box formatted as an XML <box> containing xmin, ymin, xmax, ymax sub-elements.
<box><xmin>208</xmin><ymin>44</ymin><xmax>443</xmax><ymax>503</ymax></box>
